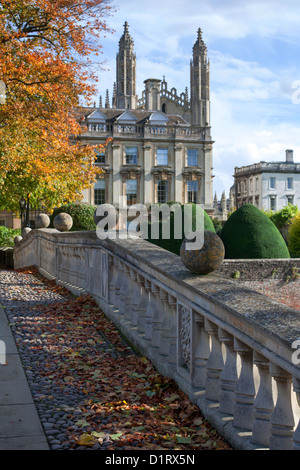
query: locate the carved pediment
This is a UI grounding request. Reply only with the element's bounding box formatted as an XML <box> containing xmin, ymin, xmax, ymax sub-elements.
<box><xmin>86</xmin><ymin>109</ymin><xmax>107</xmax><ymax>122</ymax></box>
<box><xmin>116</xmin><ymin>110</ymin><xmax>137</xmax><ymax>123</ymax></box>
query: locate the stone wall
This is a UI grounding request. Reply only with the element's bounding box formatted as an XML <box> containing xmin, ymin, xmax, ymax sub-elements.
<box><xmin>218</xmin><ymin>258</ymin><xmax>300</xmax><ymax>280</ymax></box>
<box><xmin>13</xmin><ymin>229</ymin><xmax>300</xmax><ymax>450</ymax></box>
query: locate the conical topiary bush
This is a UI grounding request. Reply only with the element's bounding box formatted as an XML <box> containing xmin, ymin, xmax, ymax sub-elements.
<box><xmin>148</xmin><ymin>202</ymin><xmax>215</xmax><ymax>256</ymax></box>
<box><xmin>220</xmin><ymin>203</ymin><xmax>290</xmax><ymax>259</ymax></box>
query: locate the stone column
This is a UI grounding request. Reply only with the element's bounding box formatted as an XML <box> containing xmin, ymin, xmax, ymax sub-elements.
<box><xmin>112</xmin><ymin>142</ymin><xmax>121</xmax><ymax>206</ymax></box>
<box><xmin>143</xmin><ymin>144</ymin><xmax>152</xmax><ymax>206</ymax></box>
<box><xmin>174</xmin><ymin>144</ymin><xmax>183</xmax><ymax>203</ymax></box>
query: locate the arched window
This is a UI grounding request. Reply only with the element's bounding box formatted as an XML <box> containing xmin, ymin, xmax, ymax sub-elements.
<box><xmin>162</xmin><ymin>103</ymin><xmax>167</xmax><ymax>113</ymax></box>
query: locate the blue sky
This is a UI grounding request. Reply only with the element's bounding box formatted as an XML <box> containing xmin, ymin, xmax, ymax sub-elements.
<box><xmin>93</xmin><ymin>0</ymin><xmax>300</xmax><ymax>198</ymax></box>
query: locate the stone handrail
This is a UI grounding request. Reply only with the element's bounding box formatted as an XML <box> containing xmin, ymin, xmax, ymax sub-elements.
<box><xmin>13</xmin><ymin>229</ymin><xmax>300</xmax><ymax>450</ymax></box>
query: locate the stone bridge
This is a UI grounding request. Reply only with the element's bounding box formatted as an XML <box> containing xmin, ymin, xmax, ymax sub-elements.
<box><xmin>13</xmin><ymin>228</ymin><xmax>300</xmax><ymax>450</ymax></box>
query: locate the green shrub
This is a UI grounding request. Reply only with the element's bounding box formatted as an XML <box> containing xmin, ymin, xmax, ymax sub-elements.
<box><xmin>50</xmin><ymin>202</ymin><xmax>96</xmax><ymax>231</ymax></box>
<box><xmin>268</xmin><ymin>204</ymin><xmax>298</xmax><ymax>229</ymax></box>
<box><xmin>0</xmin><ymin>226</ymin><xmax>21</xmax><ymax>247</ymax></box>
<box><xmin>220</xmin><ymin>203</ymin><xmax>290</xmax><ymax>259</ymax></box>
<box><xmin>147</xmin><ymin>202</ymin><xmax>215</xmax><ymax>256</ymax></box>
<box><xmin>288</xmin><ymin>213</ymin><xmax>300</xmax><ymax>257</ymax></box>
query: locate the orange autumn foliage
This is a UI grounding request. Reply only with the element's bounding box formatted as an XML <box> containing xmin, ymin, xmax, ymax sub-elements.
<box><xmin>0</xmin><ymin>0</ymin><xmax>115</xmax><ymax>211</ymax></box>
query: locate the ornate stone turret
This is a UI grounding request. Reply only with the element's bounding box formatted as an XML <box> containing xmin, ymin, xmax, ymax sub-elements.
<box><xmin>116</xmin><ymin>21</ymin><xmax>138</xmax><ymax>109</ymax></box>
<box><xmin>190</xmin><ymin>28</ymin><xmax>210</xmax><ymax>127</ymax></box>
<box><xmin>144</xmin><ymin>78</ymin><xmax>161</xmax><ymax>111</ymax></box>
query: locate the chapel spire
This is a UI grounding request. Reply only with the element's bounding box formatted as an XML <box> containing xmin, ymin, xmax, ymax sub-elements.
<box><xmin>116</xmin><ymin>21</ymin><xmax>137</xmax><ymax>109</ymax></box>
<box><xmin>190</xmin><ymin>27</ymin><xmax>210</xmax><ymax>127</ymax></box>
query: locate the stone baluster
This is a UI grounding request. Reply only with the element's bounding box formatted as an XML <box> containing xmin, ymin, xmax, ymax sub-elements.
<box><xmin>191</xmin><ymin>314</ymin><xmax>210</xmax><ymax>389</ymax></box>
<box><xmin>123</xmin><ymin>268</ymin><xmax>139</xmax><ymax>323</ymax></box>
<box><xmin>166</xmin><ymin>295</ymin><xmax>178</xmax><ymax>366</ymax></box>
<box><xmin>204</xmin><ymin>318</ymin><xmax>224</xmax><ymax>402</ymax></box>
<box><xmin>233</xmin><ymin>338</ymin><xmax>255</xmax><ymax>430</ymax></box>
<box><xmin>113</xmin><ymin>260</ymin><xmax>123</xmax><ymax>310</ymax></box>
<box><xmin>251</xmin><ymin>352</ymin><xmax>274</xmax><ymax>447</ymax></box>
<box><xmin>159</xmin><ymin>292</ymin><xmax>177</xmax><ymax>364</ymax></box>
<box><xmin>144</xmin><ymin>280</ymin><xmax>156</xmax><ymax>342</ymax></box>
<box><xmin>118</xmin><ymin>263</ymin><xmax>130</xmax><ymax>316</ymax></box>
<box><xmin>135</xmin><ymin>274</ymin><xmax>149</xmax><ymax>334</ymax></box>
<box><xmin>293</xmin><ymin>377</ymin><xmax>300</xmax><ymax>450</ymax></box>
<box><xmin>151</xmin><ymin>284</ymin><xmax>164</xmax><ymax>349</ymax></box>
<box><xmin>157</xmin><ymin>289</ymin><xmax>171</xmax><ymax>357</ymax></box>
<box><xmin>108</xmin><ymin>256</ymin><xmax>118</xmax><ymax>307</ymax></box>
<box><xmin>269</xmin><ymin>363</ymin><xmax>294</xmax><ymax>450</ymax></box>
<box><xmin>218</xmin><ymin>328</ymin><xmax>238</xmax><ymax>415</ymax></box>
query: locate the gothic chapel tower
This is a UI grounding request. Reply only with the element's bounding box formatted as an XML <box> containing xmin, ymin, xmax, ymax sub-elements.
<box><xmin>190</xmin><ymin>28</ymin><xmax>210</xmax><ymax>127</ymax></box>
<box><xmin>116</xmin><ymin>22</ymin><xmax>138</xmax><ymax>109</ymax></box>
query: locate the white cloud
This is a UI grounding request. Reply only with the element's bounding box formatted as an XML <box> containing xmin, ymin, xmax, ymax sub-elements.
<box><xmin>94</xmin><ymin>0</ymin><xmax>300</xmax><ymax>198</ymax></box>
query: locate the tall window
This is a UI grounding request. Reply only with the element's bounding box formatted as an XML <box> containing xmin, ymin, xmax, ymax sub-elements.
<box><xmin>125</xmin><ymin>146</ymin><xmax>137</xmax><ymax>165</ymax></box>
<box><xmin>156</xmin><ymin>148</ymin><xmax>168</xmax><ymax>166</ymax></box>
<box><xmin>287</xmin><ymin>177</ymin><xmax>293</xmax><ymax>189</ymax></box>
<box><xmin>187</xmin><ymin>181</ymin><xmax>198</xmax><ymax>203</ymax></box>
<box><xmin>94</xmin><ymin>179</ymin><xmax>106</xmax><ymax>205</ymax></box>
<box><xmin>270</xmin><ymin>195</ymin><xmax>276</xmax><ymax>211</ymax></box>
<box><xmin>187</xmin><ymin>149</ymin><xmax>198</xmax><ymax>166</ymax></box>
<box><xmin>287</xmin><ymin>195</ymin><xmax>294</xmax><ymax>205</ymax></box>
<box><xmin>157</xmin><ymin>180</ymin><xmax>168</xmax><ymax>203</ymax></box>
<box><xmin>270</xmin><ymin>177</ymin><xmax>276</xmax><ymax>189</ymax></box>
<box><xmin>95</xmin><ymin>149</ymin><xmax>105</xmax><ymax>164</ymax></box>
<box><xmin>126</xmin><ymin>179</ymin><xmax>137</xmax><ymax>206</ymax></box>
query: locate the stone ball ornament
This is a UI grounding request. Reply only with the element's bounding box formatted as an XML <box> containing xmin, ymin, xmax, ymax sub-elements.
<box><xmin>53</xmin><ymin>213</ymin><xmax>73</xmax><ymax>232</ymax></box>
<box><xmin>21</xmin><ymin>227</ymin><xmax>32</xmax><ymax>238</ymax></box>
<box><xmin>180</xmin><ymin>230</ymin><xmax>225</xmax><ymax>274</ymax></box>
<box><xmin>35</xmin><ymin>213</ymin><xmax>50</xmax><ymax>229</ymax></box>
<box><xmin>14</xmin><ymin>235</ymin><xmax>23</xmax><ymax>245</ymax></box>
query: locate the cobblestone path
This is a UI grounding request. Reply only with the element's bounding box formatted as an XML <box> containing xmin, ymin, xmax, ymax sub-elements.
<box><xmin>0</xmin><ymin>267</ymin><xmax>231</xmax><ymax>451</ymax></box>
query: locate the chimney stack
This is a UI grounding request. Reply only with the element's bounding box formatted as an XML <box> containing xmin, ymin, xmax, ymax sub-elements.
<box><xmin>286</xmin><ymin>149</ymin><xmax>294</xmax><ymax>162</ymax></box>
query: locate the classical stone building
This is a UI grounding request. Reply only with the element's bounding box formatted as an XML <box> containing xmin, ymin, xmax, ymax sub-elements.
<box><xmin>78</xmin><ymin>22</ymin><xmax>214</xmax><ymax>214</ymax></box>
<box><xmin>233</xmin><ymin>149</ymin><xmax>300</xmax><ymax>211</ymax></box>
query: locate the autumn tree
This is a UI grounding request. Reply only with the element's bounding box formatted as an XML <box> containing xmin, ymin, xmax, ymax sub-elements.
<box><xmin>0</xmin><ymin>0</ymin><xmax>114</xmax><ymax>212</ymax></box>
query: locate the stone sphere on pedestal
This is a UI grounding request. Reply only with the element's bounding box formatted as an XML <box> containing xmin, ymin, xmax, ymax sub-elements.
<box><xmin>53</xmin><ymin>213</ymin><xmax>73</xmax><ymax>232</ymax></box>
<box><xmin>14</xmin><ymin>235</ymin><xmax>23</xmax><ymax>245</ymax></box>
<box><xmin>180</xmin><ymin>230</ymin><xmax>225</xmax><ymax>274</ymax></box>
<box><xmin>35</xmin><ymin>213</ymin><xmax>50</xmax><ymax>229</ymax></box>
<box><xmin>21</xmin><ymin>227</ymin><xmax>32</xmax><ymax>238</ymax></box>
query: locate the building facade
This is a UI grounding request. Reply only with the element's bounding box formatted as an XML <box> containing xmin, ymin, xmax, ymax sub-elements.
<box><xmin>78</xmin><ymin>23</ymin><xmax>214</xmax><ymax>214</ymax></box>
<box><xmin>233</xmin><ymin>149</ymin><xmax>300</xmax><ymax>211</ymax></box>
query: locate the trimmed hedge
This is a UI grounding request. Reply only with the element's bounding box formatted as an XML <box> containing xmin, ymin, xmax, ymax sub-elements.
<box><xmin>148</xmin><ymin>202</ymin><xmax>215</xmax><ymax>256</ymax></box>
<box><xmin>220</xmin><ymin>203</ymin><xmax>290</xmax><ymax>259</ymax></box>
<box><xmin>50</xmin><ymin>202</ymin><xmax>96</xmax><ymax>231</ymax></box>
<box><xmin>0</xmin><ymin>226</ymin><xmax>21</xmax><ymax>247</ymax></box>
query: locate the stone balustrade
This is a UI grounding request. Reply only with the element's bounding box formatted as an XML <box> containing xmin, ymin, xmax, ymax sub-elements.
<box><xmin>13</xmin><ymin>229</ymin><xmax>300</xmax><ymax>450</ymax></box>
